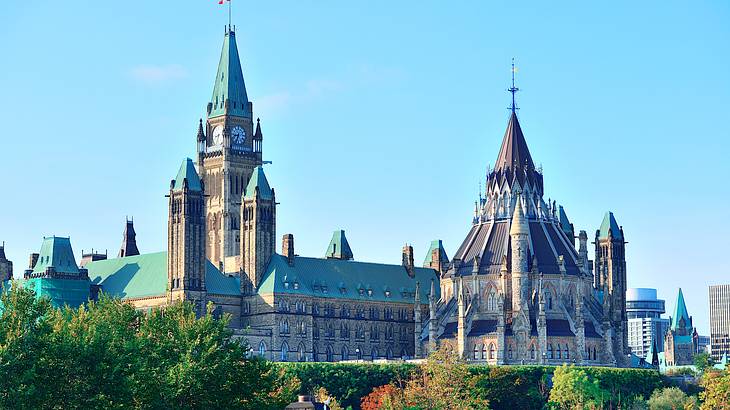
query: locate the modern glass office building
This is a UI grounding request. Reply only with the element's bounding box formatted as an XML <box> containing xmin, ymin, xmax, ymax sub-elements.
<box><xmin>626</xmin><ymin>288</ymin><xmax>670</xmax><ymax>359</ymax></box>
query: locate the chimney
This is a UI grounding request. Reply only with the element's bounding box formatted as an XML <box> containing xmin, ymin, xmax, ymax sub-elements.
<box><xmin>282</xmin><ymin>234</ymin><xmax>295</xmax><ymax>266</ymax></box>
<box><xmin>402</xmin><ymin>244</ymin><xmax>415</xmax><ymax>277</ymax></box>
<box><xmin>29</xmin><ymin>253</ymin><xmax>39</xmax><ymax>269</ymax></box>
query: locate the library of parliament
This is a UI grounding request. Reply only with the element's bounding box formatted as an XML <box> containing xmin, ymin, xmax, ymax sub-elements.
<box><xmin>1</xmin><ymin>27</ymin><xmax>630</xmax><ymax>366</ymax></box>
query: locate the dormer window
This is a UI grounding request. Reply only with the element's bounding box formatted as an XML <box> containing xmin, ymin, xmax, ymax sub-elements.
<box><xmin>293</xmin><ymin>282</ymin><xmax>299</xmax><ymax>290</ymax></box>
<box><xmin>385</xmin><ymin>290</ymin><xmax>391</xmax><ymax>298</ymax></box>
<box><xmin>367</xmin><ymin>289</ymin><xmax>373</xmax><ymax>297</ymax></box>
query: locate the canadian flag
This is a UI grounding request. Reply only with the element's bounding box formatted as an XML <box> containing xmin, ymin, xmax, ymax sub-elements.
<box><xmin>218</xmin><ymin>0</ymin><xmax>229</xmax><ymax>4</ymax></box>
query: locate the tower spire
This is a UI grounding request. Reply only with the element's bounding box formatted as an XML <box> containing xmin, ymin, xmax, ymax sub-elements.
<box><xmin>508</xmin><ymin>58</ymin><xmax>519</xmax><ymax>113</ymax></box>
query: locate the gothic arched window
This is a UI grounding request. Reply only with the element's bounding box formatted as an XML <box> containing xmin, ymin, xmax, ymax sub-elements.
<box><xmin>489</xmin><ymin>343</ymin><xmax>496</xmax><ymax>360</ymax></box>
<box><xmin>556</xmin><ymin>344</ymin><xmax>562</xmax><ymax>359</ymax></box>
<box><xmin>298</xmin><ymin>343</ymin><xmax>306</xmax><ymax>362</ymax></box>
<box><xmin>280</xmin><ymin>341</ymin><xmax>289</xmax><ymax>362</ymax></box>
<box><xmin>530</xmin><ymin>345</ymin><xmax>536</xmax><ymax>360</ymax></box>
<box><xmin>387</xmin><ymin>348</ymin><xmax>393</xmax><ymax>360</ymax></box>
<box><xmin>508</xmin><ymin>345</ymin><xmax>513</xmax><ymax>359</ymax></box>
<box><xmin>487</xmin><ymin>289</ymin><xmax>497</xmax><ymax>311</ymax></box>
<box><xmin>341</xmin><ymin>345</ymin><xmax>349</xmax><ymax>361</ymax></box>
<box><xmin>258</xmin><ymin>341</ymin><xmax>266</xmax><ymax>357</ymax></box>
<box><xmin>326</xmin><ymin>345</ymin><xmax>334</xmax><ymax>362</ymax></box>
<box><xmin>473</xmin><ymin>344</ymin><xmax>480</xmax><ymax>360</ymax></box>
<box><xmin>371</xmin><ymin>348</ymin><xmax>378</xmax><ymax>361</ymax></box>
<box><xmin>548</xmin><ymin>344</ymin><xmax>553</xmax><ymax>359</ymax></box>
<box><xmin>482</xmin><ymin>344</ymin><xmax>488</xmax><ymax>359</ymax></box>
<box><xmin>564</xmin><ymin>345</ymin><xmax>569</xmax><ymax>360</ymax></box>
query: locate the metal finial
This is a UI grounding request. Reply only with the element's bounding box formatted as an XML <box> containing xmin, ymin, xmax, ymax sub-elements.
<box><xmin>508</xmin><ymin>58</ymin><xmax>519</xmax><ymax>113</ymax></box>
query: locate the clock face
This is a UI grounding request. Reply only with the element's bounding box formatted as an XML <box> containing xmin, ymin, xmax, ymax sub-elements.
<box><xmin>231</xmin><ymin>126</ymin><xmax>246</xmax><ymax>146</ymax></box>
<box><xmin>212</xmin><ymin>125</ymin><xmax>224</xmax><ymax>146</ymax></box>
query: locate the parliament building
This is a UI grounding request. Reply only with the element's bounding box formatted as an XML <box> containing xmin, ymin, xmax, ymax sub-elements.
<box><xmin>2</xmin><ymin>27</ymin><xmax>629</xmax><ymax>365</ymax></box>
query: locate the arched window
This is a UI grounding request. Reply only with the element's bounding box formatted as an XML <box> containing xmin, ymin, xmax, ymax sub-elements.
<box><xmin>557</xmin><ymin>344</ymin><xmax>562</xmax><ymax>359</ymax></box>
<box><xmin>298</xmin><ymin>343</ymin><xmax>306</xmax><ymax>362</ymax></box>
<box><xmin>281</xmin><ymin>341</ymin><xmax>289</xmax><ymax>362</ymax></box>
<box><xmin>371</xmin><ymin>348</ymin><xmax>378</xmax><ymax>361</ymax></box>
<box><xmin>341</xmin><ymin>345</ymin><xmax>349</xmax><ymax>361</ymax></box>
<box><xmin>564</xmin><ymin>345</ymin><xmax>569</xmax><ymax>360</ymax></box>
<box><xmin>280</xmin><ymin>319</ymin><xmax>289</xmax><ymax>334</ymax></box>
<box><xmin>487</xmin><ymin>289</ymin><xmax>497</xmax><ymax>311</ymax></box>
<box><xmin>545</xmin><ymin>291</ymin><xmax>553</xmax><ymax>310</ymax></box>
<box><xmin>357</xmin><ymin>347</ymin><xmax>363</xmax><ymax>360</ymax></box>
<box><xmin>312</xmin><ymin>345</ymin><xmax>318</xmax><ymax>362</ymax></box>
<box><xmin>473</xmin><ymin>344</ymin><xmax>480</xmax><ymax>360</ymax></box>
<box><xmin>593</xmin><ymin>347</ymin><xmax>597</xmax><ymax>361</ymax></box>
<box><xmin>387</xmin><ymin>348</ymin><xmax>393</xmax><ymax>360</ymax></box>
<box><xmin>400</xmin><ymin>348</ymin><xmax>407</xmax><ymax>359</ymax></box>
<box><xmin>508</xmin><ymin>345</ymin><xmax>513</xmax><ymax>359</ymax></box>
<box><xmin>326</xmin><ymin>345</ymin><xmax>334</xmax><ymax>362</ymax></box>
<box><xmin>258</xmin><ymin>341</ymin><xmax>266</xmax><ymax>357</ymax></box>
<box><xmin>530</xmin><ymin>345</ymin><xmax>536</xmax><ymax>360</ymax></box>
<box><xmin>489</xmin><ymin>343</ymin><xmax>496</xmax><ymax>360</ymax></box>
<box><xmin>548</xmin><ymin>344</ymin><xmax>553</xmax><ymax>359</ymax></box>
<box><xmin>482</xmin><ymin>343</ymin><xmax>488</xmax><ymax>360</ymax></box>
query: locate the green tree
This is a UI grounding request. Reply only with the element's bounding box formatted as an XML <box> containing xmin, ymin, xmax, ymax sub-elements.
<box><xmin>693</xmin><ymin>353</ymin><xmax>715</xmax><ymax>373</ymax></box>
<box><xmin>647</xmin><ymin>387</ymin><xmax>698</xmax><ymax>410</ymax></box>
<box><xmin>699</xmin><ymin>370</ymin><xmax>730</xmax><ymax>410</ymax></box>
<box><xmin>0</xmin><ymin>285</ymin><xmax>54</xmax><ymax>409</ymax></box>
<box><xmin>548</xmin><ymin>364</ymin><xmax>607</xmax><ymax>409</ymax></box>
<box><xmin>401</xmin><ymin>346</ymin><xmax>489</xmax><ymax>410</ymax></box>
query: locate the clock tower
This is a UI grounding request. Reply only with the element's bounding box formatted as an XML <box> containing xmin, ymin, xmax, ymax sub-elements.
<box><xmin>197</xmin><ymin>27</ymin><xmax>263</xmax><ymax>268</ymax></box>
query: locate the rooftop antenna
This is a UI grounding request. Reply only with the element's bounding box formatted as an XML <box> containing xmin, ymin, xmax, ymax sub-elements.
<box><xmin>508</xmin><ymin>58</ymin><xmax>519</xmax><ymax>113</ymax></box>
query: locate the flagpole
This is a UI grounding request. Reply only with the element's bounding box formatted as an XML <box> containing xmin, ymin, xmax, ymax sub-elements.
<box><xmin>229</xmin><ymin>0</ymin><xmax>232</xmax><ymax>30</ymax></box>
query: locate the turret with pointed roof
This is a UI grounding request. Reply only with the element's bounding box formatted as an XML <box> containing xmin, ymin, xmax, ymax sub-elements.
<box><xmin>325</xmin><ymin>230</ymin><xmax>354</xmax><ymax>261</ymax></box>
<box><xmin>118</xmin><ymin>219</ymin><xmax>140</xmax><ymax>258</ymax></box>
<box><xmin>241</xmin><ymin>166</ymin><xmax>276</xmax><ymax>290</ymax></box>
<box><xmin>0</xmin><ymin>242</ymin><xmax>13</xmax><ymax>281</ymax></box>
<box><xmin>167</xmin><ymin>158</ymin><xmax>207</xmax><ymax>312</ymax></box>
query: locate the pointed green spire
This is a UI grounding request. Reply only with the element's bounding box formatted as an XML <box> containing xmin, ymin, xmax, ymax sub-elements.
<box><xmin>209</xmin><ymin>29</ymin><xmax>250</xmax><ymax>118</ymax></box>
<box><xmin>172</xmin><ymin>158</ymin><xmax>203</xmax><ymax>192</ymax></box>
<box><xmin>671</xmin><ymin>288</ymin><xmax>691</xmax><ymax>331</ymax></box>
<box><xmin>325</xmin><ymin>230</ymin><xmax>353</xmax><ymax>260</ymax></box>
<box><xmin>244</xmin><ymin>166</ymin><xmax>273</xmax><ymax>200</ymax></box>
<box><xmin>598</xmin><ymin>211</ymin><xmax>623</xmax><ymax>240</ymax></box>
<box><xmin>423</xmin><ymin>240</ymin><xmax>449</xmax><ymax>267</ymax></box>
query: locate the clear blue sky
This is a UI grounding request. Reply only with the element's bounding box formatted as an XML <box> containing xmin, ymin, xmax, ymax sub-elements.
<box><xmin>1</xmin><ymin>1</ymin><xmax>728</xmax><ymax>333</ymax></box>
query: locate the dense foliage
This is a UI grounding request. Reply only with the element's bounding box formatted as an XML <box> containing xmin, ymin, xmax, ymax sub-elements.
<box><xmin>0</xmin><ymin>286</ymin><xmax>294</xmax><ymax>409</ymax></box>
<box><xmin>3</xmin><ymin>285</ymin><xmax>726</xmax><ymax>410</ymax></box>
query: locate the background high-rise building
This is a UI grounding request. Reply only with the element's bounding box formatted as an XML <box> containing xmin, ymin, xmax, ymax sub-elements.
<box><xmin>626</xmin><ymin>288</ymin><xmax>670</xmax><ymax>359</ymax></box>
<box><xmin>709</xmin><ymin>284</ymin><xmax>730</xmax><ymax>362</ymax></box>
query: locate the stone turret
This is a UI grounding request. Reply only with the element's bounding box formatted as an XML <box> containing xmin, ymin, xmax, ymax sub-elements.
<box><xmin>0</xmin><ymin>243</ymin><xmax>13</xmax><ymax>281</ymax></box>
<box><xmin>537</xmin><ymin>274</ymin><xmax>547</xmax><ymax>364</ymax></box>
<box><xmin>241</xmin><ymin>166</ymin><xmax>276</xmax><ymax>290</ymax></box>
<box><xmin>118</xmin><ymin>218</ymin><xmax>140</xmax><ymax>258</ymax></box>
<box><xmin>510</xmin><ymin>195</ymin><xmax>529</xmax><ymax>312</ymax></box>
<box><xmin>167</xmin><ymin>158</ymin><xmax>207</xmax><ymax>315</ymax></box>
<box><xmin>402</xmin><ymin>244</ymin><xmax>415</xmax><ymax>278</ymax></box>
<box><xmin>414</xmin><ymin>281</ymin><xmax>422</xmax><ymax>358</ymax></box>
<box><xmin>428</xmin><ymin>279</ymin><xmax>437</xmax><ymax>353</ymax></box>
<box><xmin>457</xmin><ymin>278</ymin><xmax>467</xmax><ymax>358</ymax></box>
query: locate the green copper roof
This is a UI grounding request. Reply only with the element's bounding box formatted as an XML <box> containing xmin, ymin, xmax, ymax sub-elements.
<box><xmin>32</xmin><ymin>236</ymin><xmax>80</xmax><ymax>275</ymax></box>
<box><xmin>86</xmin><ymin>252</ymin><xmax>239</xmax><ymax>299</ymax></box>
<box><xmin>558</xmin><ymin>206</ymin><xmax>573</xmax><ymax>236</ymax></box>
<box><xmin>325</xmin><ymin>230</ymin><xmax>353</xmax><ymax>260</ymax></box>
<box><xmin>257</xmin><ymin>254</ymin><xmax>439</xmax><ymax>303</ymax></box>
<box><xmin>11</xmin><ymin>277</ymin><xmax>90</xmax><ymax>308</ymax></box>
<box><xmin>423</xmin><ymin>240</ymin><xmax>449</xmax><ymax>267</ymax></box>
<box><xmin>671</xmin><ymin>288</ymin><xmax>691</xmax><ymax>331</ymax></box>
<box><xmin>209</xmin><ymin>29</ymin><xmax>250</xmax><ymax>118</ymax></box>
<box><xmin>244</xmin><ymin>166</ymin><xmax>273</xmax><ymax>200</ymax></box>
<box><xmin>598</xmin><ymin>211</ymin><xmax>623</xmax><ymax>240</ymax></box>
<box><xmin>173</xmin><ymin>158</ymin><xmax>203</xmax><ymax>192</ymax></box>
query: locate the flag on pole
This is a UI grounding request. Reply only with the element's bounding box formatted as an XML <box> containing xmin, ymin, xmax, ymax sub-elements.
<box><xmin>218</xmin><ymin>0</ymin><xmax>230</xmax><ymax>4</ymax></box>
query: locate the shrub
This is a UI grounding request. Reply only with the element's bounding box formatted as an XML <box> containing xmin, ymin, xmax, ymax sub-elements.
<box><xmin>647</xmin><ymin>387</ymin><xmax>698</xmax><ymax>410</ymax></box>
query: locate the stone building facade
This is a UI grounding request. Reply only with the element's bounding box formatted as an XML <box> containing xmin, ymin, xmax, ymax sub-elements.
<box><xmin>418</xmin><ymin>103</ymin><xmax>629</xmax><ymax>366</ymax></box>
<box><xmin>661</xmin><ymin>288</ymin><xmax>695</xmax><ymax>367</ymax></box>
<box><xmin>4</xmin><ymin>26</ymin><xmax>632</xmax><ymax>367</ymax></box>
